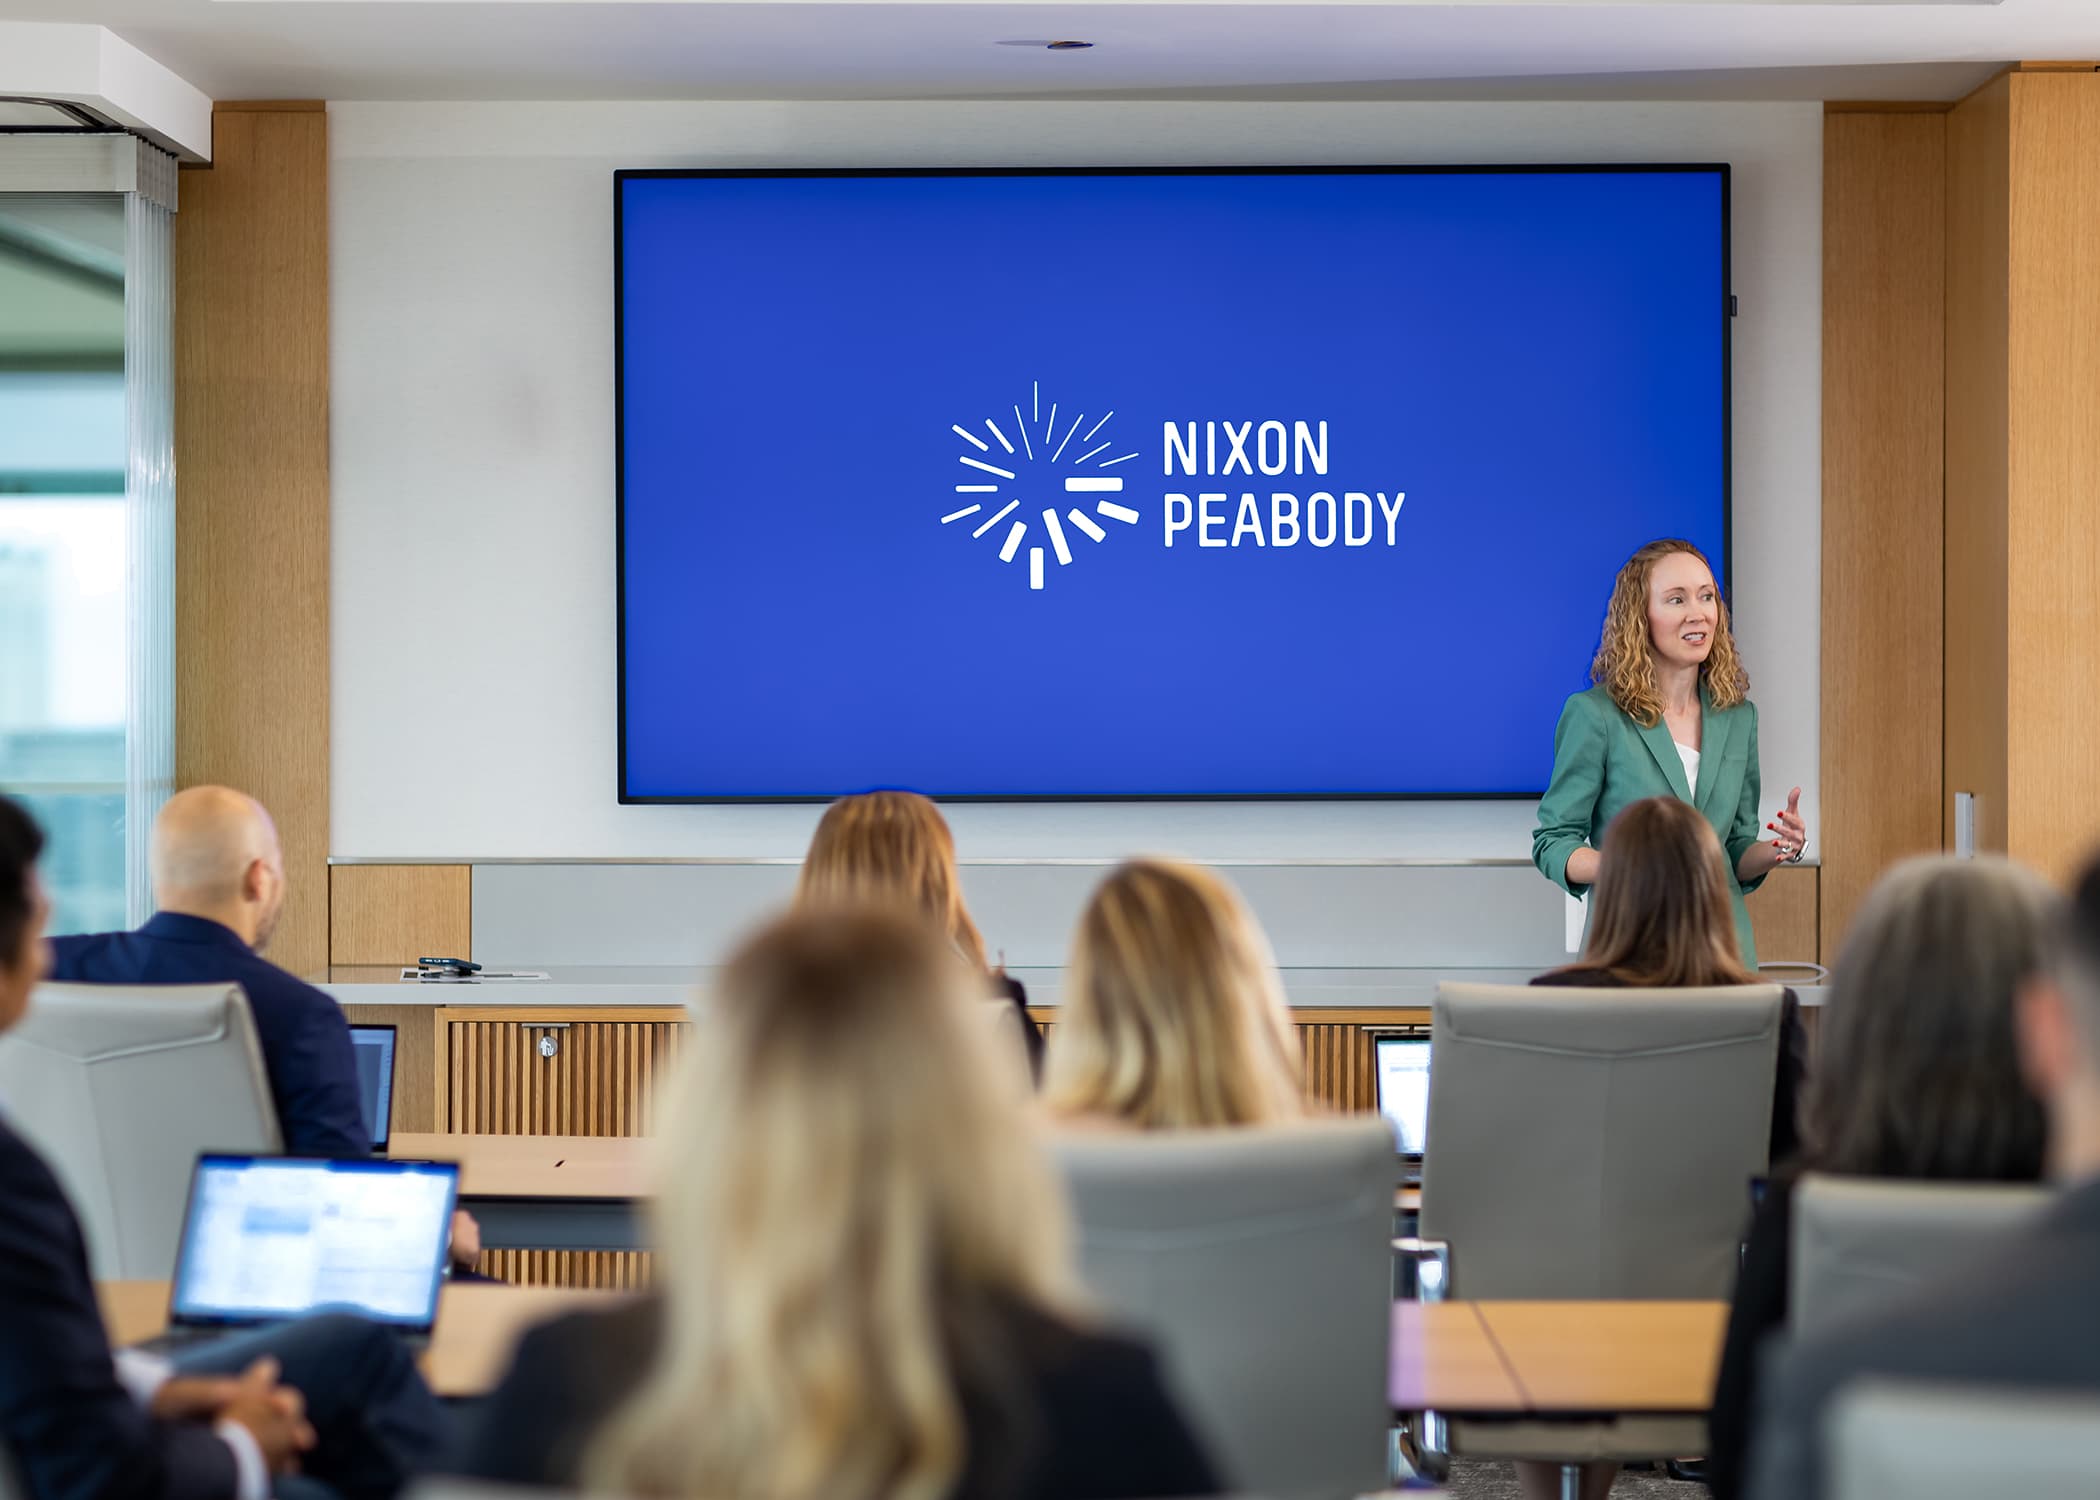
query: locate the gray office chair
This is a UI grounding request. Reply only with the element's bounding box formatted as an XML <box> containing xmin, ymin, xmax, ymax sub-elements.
<box><xmin>1416</xmin><ymin>982</ymin><xmax>1784</xmax><ymax>1476</ymax></box>
<box><xmin>1791</xmin><ymin>1175</ymin><xmax>2050</xmax><ymax>1335</ymax></box>
<box><xmin>0</xmin><ymin>982</ymin><xmax>281</xmax><ymax>1278</ymax></box>
<box><xmin>1831</xmin><ymin>1378</ymin><xmax>2100</xmax><ymax>1500</ymax></box>
<box><xmin>1052</xmin><ymin>1117</ymin><xmax>1398</xmax><ymax>1499</ymax></box>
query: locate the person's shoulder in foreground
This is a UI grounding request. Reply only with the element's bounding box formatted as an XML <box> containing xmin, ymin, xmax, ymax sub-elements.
<box><xmin>0</xmin><ymin>1108</ymin><xmax>253</xmax><ymax>1500</ymax></box>
<box><xmin>1705</xmin><ymin>1170</ymin><xmax>1800</xmax><ymax>1500</ymax></box>
<box><xmin>449</xmin><ymin>1297</ymin><xmax>662</xmax><ymax>1487</ymax></box>
<box><xmin>456</xmin><ymin>1295</ymin><xmax>1219</xmax><ymax>1500</ymax></box>
<box><xmin>1745</xmin><ymin>1175</ymin><xmax>2100</xmax><ymax>1500</ymax></box>
<box><xmin>1529</xmin><ymin>968</ymin><xmax>1626</xmax><ymax>988</ymax></box>
<box><xmin>987</xmin><ymin>1299</ymin><xmax>1220</xmax><ymax>1500</ymax></box>
<box><xmin>0</xmin><ymin>794</ymin><xmax>248</xmax><ymax>1500</ymax></box>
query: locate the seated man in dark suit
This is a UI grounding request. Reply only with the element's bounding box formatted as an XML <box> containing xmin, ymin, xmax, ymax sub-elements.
<box><xmin>47</xmin><ymin>787</ymin><xmax>366</xmax><ymax>1159</ymax></box>
<box><xmin>1746</xmin><ymin>853</ymin><xmax>2100</xmax><ymax>1500</ymax></box>
<box><xmin>0</xmin><ymin>795</ymin><xmax>447</xmax><ymax>1500</ymax></box>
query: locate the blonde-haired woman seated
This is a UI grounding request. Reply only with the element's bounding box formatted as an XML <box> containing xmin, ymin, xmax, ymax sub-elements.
<box><xmin>1045</xmin><ymin>858</ymin><xmax>1304</xmax><ymax>1129</ymax></box>
<box><xmin>799</xmin><ymin>789</ymin><xmax>1043</xmax><ymax>1077</ymax></box>
<box><xmin>457</xmin><ymin>907</ymin><xmax>1221</xmax><ymax>1500</ymax></box>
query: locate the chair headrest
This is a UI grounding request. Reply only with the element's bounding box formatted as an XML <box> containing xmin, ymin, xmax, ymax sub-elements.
<box><xmin>8</xmin><ymin>982</ymin><xmax>253</xmax><ymax>1062</ymax></box>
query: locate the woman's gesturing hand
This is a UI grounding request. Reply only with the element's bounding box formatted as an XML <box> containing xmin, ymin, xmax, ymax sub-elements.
<box><xmin>1766</xmin><ymin>787</ymin><xmax>1808</xmax><ymax>861</ymax></box>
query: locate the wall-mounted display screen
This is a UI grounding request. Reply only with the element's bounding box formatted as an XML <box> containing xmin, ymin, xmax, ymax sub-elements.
<box><xmin>617</xmin><ymin>165</ymin><xmax>1729</xmax><ymax>800</ymax></box>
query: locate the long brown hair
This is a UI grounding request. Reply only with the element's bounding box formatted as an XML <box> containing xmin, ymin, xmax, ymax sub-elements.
<box><xmin>1807</xmin><ymin>856</ymin><xmax>2053</xmax><ymax>1180</ymax></box>
<box><xmin>1045</xmin><ymin>858</ymin><xmax>1304</xmax><ymax>1129</ymax></box>
<box><xmin>1591</xmin><ymin>539</ymin><xmax>1749</xmax><ymax>728</ymax></box>
<box><xmin>1548</xmin><ymin>797</ymin><xmax>1755</xmax><ymax>988</ymax></box>
<box><xmin>584</xmin><ymin>907</ymin><xmax>1079</xmax><ymax>1500</ymax></box>
<box><xmin>797</xmin><ymin>791</ymin><xmax>988</xmax><ymax>972</ymax></box>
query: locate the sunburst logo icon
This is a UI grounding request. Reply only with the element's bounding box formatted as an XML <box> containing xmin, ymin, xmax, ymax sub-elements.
<box><xmin>938</xmin><ymin>381</ymin><xmax>1142</xmax><ymax>591</ymax></box>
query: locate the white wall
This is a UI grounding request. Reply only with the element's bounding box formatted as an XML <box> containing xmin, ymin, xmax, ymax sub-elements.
<box><xmin>330</xmin><ymin>100</ymin><xmax>1820</xmax><ymax>862</ymax></box>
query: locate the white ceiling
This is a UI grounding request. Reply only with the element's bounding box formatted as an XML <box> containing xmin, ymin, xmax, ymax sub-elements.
<box><xmin>0</xmin><ymin>0</ymin><xmax>2095</xmax><ymax>102</ymax></box>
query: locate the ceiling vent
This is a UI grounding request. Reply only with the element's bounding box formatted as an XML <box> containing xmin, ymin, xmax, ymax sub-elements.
<box><xmin>0</xmin><ymin>99</ymin><xmax>116</xmax><ymax>132</ymax></box>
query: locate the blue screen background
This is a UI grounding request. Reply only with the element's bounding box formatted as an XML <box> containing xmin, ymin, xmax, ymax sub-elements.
<box><xmin>618</xmin><ymin>169</ymin><xmax>1726</xmax><ymax>798</ymax></box>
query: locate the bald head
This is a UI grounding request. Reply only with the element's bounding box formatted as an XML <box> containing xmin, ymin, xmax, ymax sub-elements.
<box><xmin>151</xmin><ymin>787</ymin><xmax>286</xmax><ymax>950</ymax></box>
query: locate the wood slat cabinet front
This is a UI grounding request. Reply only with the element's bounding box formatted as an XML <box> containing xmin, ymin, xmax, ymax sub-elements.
<box><xmin>1034</xmin><ymin>1007</ymin><xmax>1427</xmax><ymax>1115</ymax></box>
<box><xmin>480</xmin><ymin>1250</ymin><xmax>655</xmax><ymax>1289</ymax></box>
<box><xmin>436</xmin><ymin>1008</ymin><xmax>692</xmax><ymax>1137</ymax></box>
<box><xmin>442</xmin><ymin>1006</ymin><xmax>1427</xmax><ymax>1134</ymax></box>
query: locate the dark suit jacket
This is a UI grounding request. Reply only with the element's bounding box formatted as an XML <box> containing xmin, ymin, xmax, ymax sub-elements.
<box><xmin>48</xmin><ymin>913</ymin><xmax>368</xmax><ymax>1158</ymax></box>
<box><xmin>1746</xmin><ymin>1174</ymin><xmax>2100</xmax><ymax>1500</ymax></box>
<box><xmin>994</xmin><ymin>972</ymin><xmax>1045</xmax><ymax>1083</ymax></box>
<box><xmin>1706</xmin><ymin>1170</ymin><xmax>1797</xmax><ymax>1500</ymax></box>
<box><xmin>1526</xmin><ymin>971</ymin><xmax>1806</xmax><ymax>1163</ymax></box>
<box><xmin>0</xmin><ymin>1112</ymin><xmax>238</xmax><ymax>1500</ymax></box>
<box><xmin>454</xmin><ymin>1295</ymin><xmax>1221</xmax><ymax>1500</ymax></box>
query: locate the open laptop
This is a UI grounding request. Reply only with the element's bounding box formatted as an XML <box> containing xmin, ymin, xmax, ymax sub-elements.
<box><xmin>1373</xmin><ymin>1030</ymin><xmax>1433</xmax><ymax>1186</ymax></box>
<box><xmin>348</xmin><ymin>1024</ymin><xmax>398</xmax><ymax>1152</ymax></box>
<box><xmin>134</xmin><ymin>1154</ymin><xmax>460</xmax><ymax>1352</ymax></box>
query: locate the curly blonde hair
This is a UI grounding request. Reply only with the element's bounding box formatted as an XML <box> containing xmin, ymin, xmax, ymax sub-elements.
<box><xmin>1590</xmin><ymin>539</ymin><xmax>1748</xmax><ymax>728</ymax></box>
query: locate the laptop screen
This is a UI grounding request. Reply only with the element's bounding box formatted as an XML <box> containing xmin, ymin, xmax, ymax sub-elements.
<box><xmin>1374</xmin><ymin>1034</ymin><xmax>1433</xmax><ymax>1157</ymax></box>
<box><xmin>348</xmin><ymin>1025</ymin><xmax>397</xmax><ymax>1151</ymax></box>
<box><xmin>169</xmin><ymin>1156</ymin><xmax>459</xmax><ymax>1330</ymax></box>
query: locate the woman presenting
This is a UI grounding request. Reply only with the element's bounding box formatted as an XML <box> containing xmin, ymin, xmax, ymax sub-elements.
<box><xmin>1533</xmin><ymin>539</ymin><xmax>1809</xmax><ymax>969</ymax></box>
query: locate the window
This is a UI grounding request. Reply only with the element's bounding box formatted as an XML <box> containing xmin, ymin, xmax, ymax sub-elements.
<box><xmin>0</xmin><ymin>193</ymin><xmax>130</xmax><ymax>935</ymax></box>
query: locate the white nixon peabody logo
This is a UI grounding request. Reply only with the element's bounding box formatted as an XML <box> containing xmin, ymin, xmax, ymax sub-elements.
<box><xmin>938</xmin><ymin>381</ymin><xmax>1141</xmax><ymax>591</ymax></box>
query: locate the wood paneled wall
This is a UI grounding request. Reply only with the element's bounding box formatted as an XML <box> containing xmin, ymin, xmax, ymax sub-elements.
<box><xmin>1939</xmin><ymin>68</ymin><xmax>2100</xmax><ymax>882</ymax></box>
<box><xmin>174</xmin><ymin>102</ymin><xmax>332</xmax><ymax>976</ymax></box>
<box><xmin>1747</xmin><ymin>865</ymin><xmax>1820</xmax><ymax>969</ymax></box>
<box><xmin>2003</xmin><ymin>72</ymin><xmax>2100</xmax><ymax>880</ymax></box>
<box><xmin>331</xmin><ymin>864</ymin><xmax>472</xmax><ymax>965</ymax></box>
<box><xmin>1820</xmin><ymin>110</ymin><xmax>1947</xmax><ymax>954</ymax></box>
<box><xmin>1946</xmin><ymin>77</ymin><xmax>2014</xmax><ymax>860</ymax></box>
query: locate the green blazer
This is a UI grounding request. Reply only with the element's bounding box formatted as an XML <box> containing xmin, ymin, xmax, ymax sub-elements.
<box><xmin>1532</xmin><ymin>682</ymin><xmax>1767</xmax><ymax>968</ymax></box>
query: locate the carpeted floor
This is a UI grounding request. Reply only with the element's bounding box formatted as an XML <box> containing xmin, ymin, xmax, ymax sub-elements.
<box><xmin>1434</xmin><ymin>1459</ymin><xmax>1701</xmax><ymax>1498</ymax></box>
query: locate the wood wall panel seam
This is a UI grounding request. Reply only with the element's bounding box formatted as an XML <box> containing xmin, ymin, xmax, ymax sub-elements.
<box><xmin>1945</xmin><ymin>77</ymin><xmax>2015</xmax><ymax>863</ymax></box>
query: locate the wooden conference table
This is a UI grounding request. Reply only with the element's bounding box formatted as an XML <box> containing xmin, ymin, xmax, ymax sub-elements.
<box><xmin>99</xmin><ymin>1281</ymin><xmax>619</xmax><ymax>1399</ymax></box>
<box><xmin>401</xmin><ymin>1131</ymin><xmax>1423</xmax><ymax>1253</ymax></box>
<box><xmin>99</xmin><ymin>1286</ymin><xmax>1719</xmax><ymax>1412</ymax></box>
<box><xmin>101</xmin><ymin>1272</ymin><xmax>1717</xmax><ymax>1414</ymax></box>
<box><xmin>391</xmin><ymin>1132</ymin><xmax>646</xmax><ymax>1253</ymax></box>
<box><xmin>1390</xmin><ymin>1300</ymin><xmax>1728</xmax><ymax>1417</ymax></box>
